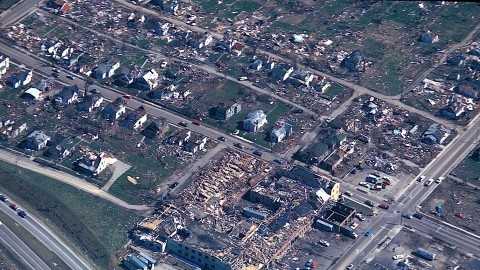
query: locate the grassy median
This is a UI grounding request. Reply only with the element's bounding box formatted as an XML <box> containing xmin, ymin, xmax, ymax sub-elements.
<box><xmin>0</xmin><ymin>160</ymin><xmax>140</xmax><ymax>269</ymax></box>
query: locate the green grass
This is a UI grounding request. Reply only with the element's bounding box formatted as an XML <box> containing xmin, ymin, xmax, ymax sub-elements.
<box><xmin>452</xmin><ymin>149</ymin><xmax>480</xmax><ymax>183</ymax></box>
<box><xmin>108</xmin><ymin>153</ymin><xmax>180</xmax><ymax>205</ymax></box>
<box><xmin>0</xmin><ymin>160</ymin><xmax>140</xmax><ymax>269</ymax></box>
<box><xmin>0</xmin><ymin>0</ymin><xmax>18</xmax><ymax>11</ymax></box>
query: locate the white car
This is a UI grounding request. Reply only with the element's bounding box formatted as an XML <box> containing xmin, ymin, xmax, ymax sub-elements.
<box><xmin>392</xmin><ymin>254</ymin><xmax>405</xmax><ymax>260</ymax></box>
<box><xmin>319</xmin><ymin>240</ymin><xmax>330</xmax><ymax>247</ymax></box>
<box><xmin>417</xmin><ymin>175</ymin><xmax>426</xmax><ymax>182</ymax></box>
<box><xmin>359</xmin><ymin>182</ymin><xmax>370</xmax><ymax>188</ymax></box>
<box><xmin>346</xmin><ymin>264</ymin><xmax>354</xmax><ymax>270</ymax></box>
<box><xmin>435</xmin><ymin>176</ymin><xmax>445</xmax><ymax>184</ymax></box>
<box><xmin>424</xmin><ymin>178</ymin><xmax>434</xmax><ymax>186</ymax></box>
<box><xmin>350</xmin><ymin>222</ymin><xmax>359</xmax><ymax>230</ymax></box>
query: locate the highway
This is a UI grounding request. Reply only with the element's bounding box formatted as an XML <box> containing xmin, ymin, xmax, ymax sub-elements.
<box><xmin>0</xmin><ymin>220</ymin><xmax>51</xmax><ymax>270</ymax></box>
<box><xmin>0</xmin><ymin>197</ymin><xmax>93</xmax><ymax>270</ymax></box>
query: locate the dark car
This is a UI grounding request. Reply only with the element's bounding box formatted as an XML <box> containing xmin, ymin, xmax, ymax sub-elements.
<box><xmin>218</xmin><ymin>136</ymin><xmax>226</xmax><ymax>142</ymax></box>
<box><xmin>364</xmin><ymin>200</ymin><xmax>374</xmax><ymax>207</ymax></box>
<box><xmin>413</xmin><ymin>212</ymin><xmax>423</xmax><ymax>219</ymax></box>
<box><xmin>0</xmin><ymin>194</ymin><xmax>6</xmax><ymax>201</ymax></box>
<box><xmin>178</xmin><ymin>121</ymin><xmax>188</xmax><ymax>127</ymax></box>
<box><xmin>253</xmin><ymin>150</ymin><xmax>262</xmax><ymax>157</ymax></box>
<box><xmin>378</xmin><ymin>203</ymin><xmax>389</xmax><ymax>210</ymax></box>
<box><xmin>66</xmin><ymin>75</ymin><xmax>74</xmax><ymax>80</ymax></box>
<box><xmin>17</xmin><ymin>210</ymin><xmax>27</xmax><ymax>218</ymax></box>
<box><xmin>233</xmin><ymin>143</ymin><xmax>243</xmax><ymax>149</ymax></box>
<box><xmin>402</xmin><ymin>213</ymin><xmax>413</xmax><ymax>219</ymax></box>
<box><xmin>192</xmin><ymin>121</ymin><xmax>200</xmax><ymax>126</ymax></box>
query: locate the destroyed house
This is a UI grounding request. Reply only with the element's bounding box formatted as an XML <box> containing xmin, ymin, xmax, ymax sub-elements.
<box><xmin>209</xmin><ymin>102</ymin><xmax>242</xmax><ymax>120</ymax></box>
<box><xmin>0</xmin><ymin>121</ymin><xmax>27</xmax><ymax>140</ymax></box>
<box><xmin>183</xmin><ymin>135</ymin><xmax>207</xmax><ymax>154</ymax></box>
<box><xmin>44</xmin><ymin>135</ymin><xmax>75</xmax><ymax>160</ymax></box>
<box><xmin>287</xmin><ymin>166</ymin><xmax>340</xmax><ymax>201</ymax></box>
<box><xmin>74</xmin><ymin>152</ymin><xmax>109</xmax><ymax>176</ymax></box>
<box><xmin>23</xmin><ymin>130</ymin><xmax>50</xmax><ymax>151</ymax></box>
<box><xmin>341</xmin><ymin>50</ymin><xmax>365</xmax><ymax>72</ymax></box>
<box><xmin>121</xmin><ymin>107</ymin><xmax>148</xmax><ymax>131</ymax></box>
<box><xmin>92</xmin><ymin>61</ymin><xmax>121</xmax><ymax>80</ymax></box>
<box><xmin>54</xmin><ymin>85</ymin><xmax>79</xmax><ymax>106</ymax></box>
<box><xmin>102</xmin><ymin>98</ymin><xmax>126</xmax><ymax>121</ymax></box>
<box><xmin>0</xmin><ymin>55</ymin><xmax>9</xmax><ymax>78</ymax></box>
<box><xmin>270</xmin><ymin>121</ymin><xmax>293</xmax><ymax>143</ymax></box>
<box><xmin>7</xmin><ymin>70</ymin><xmax>32</xmax><ymax>89</ymax></box>
<box><xmin>165</xmin><ymin>130</ymin><xmax>191</xmax><ymax>146</ymax></box>
<box><xmin>243</xmin><ymin>110</ymin><xmax>267</xmax><ymax>133</ymax></box>
<box><xmin>134</xmin><ymin>69</ymin><xmax>159</xmax><ymax>91</ymax></box>
<box><xmin>141</xmin><ymin>121</ymin><xmax>164</xmax><ymax>139</ymax></box>
<box><xmin>455</xmin><ymin>81</ymin><xmax>480</xmax><ymax>99</ymax></box>
<box><xmin>270</xmin><ymin>65</ymin><xmax>294</xmax><ymax>82</ymax></box>
<box><xmin>114</xmin><ymin>67</ymin><xmax>138</xmax><ymax>87</ymax></box>
<box><xmin>422</xmin><ymin>123</ymin><xmax>450</xmax><ymax>145</ymax></box>
<box><xmin>47</xmin><ymin>0</ymin><xmax>72</xmax><ymax>14</ymax></box>
<box><xmin>77</xmin><ymin>94</ymin><xmax>104</xmax><ymax>112</ymax></box>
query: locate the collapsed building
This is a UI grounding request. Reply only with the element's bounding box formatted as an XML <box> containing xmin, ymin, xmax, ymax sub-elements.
<box><xmin>129</xmin><ymin>153</ymin><xmax>341</xmax><ymax>270</ymax></box>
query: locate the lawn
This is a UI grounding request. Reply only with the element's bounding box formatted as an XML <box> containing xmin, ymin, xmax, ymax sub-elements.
<box><xmin>0</xmin><ymin>160</ymin><xmax>140</xmax><ymax>269</ymax></box>
<box><xmin>0</xmin><ymin>0</ymin><xmax>18</xmax><ymax>11</ymax></box>
<box><xmin>452</xmin><ymin>148</ymin><xmax>480</xmax><ymax>183</ymax></box>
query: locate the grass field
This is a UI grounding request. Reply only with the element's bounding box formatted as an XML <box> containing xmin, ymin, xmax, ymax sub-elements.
<box><xmin>452</xmin><ymin>148</ymin><xmax>480</xmax><ymax>183</ymax></box>
<box><xmin>0</xmin><ymin>0</ymin><xmax>18</xmax><ymax>11</ymax></box>
<box><xmin>0</xmin><ymin>161</ymin><xmax>140</xmax><ymax>269</ymax></box>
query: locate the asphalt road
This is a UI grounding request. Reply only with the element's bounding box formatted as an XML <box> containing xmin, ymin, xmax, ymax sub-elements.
<box><xmin>0</xmin><ymin>220</ymin><xmax>51</xmax><ymax>270</ymax></box>
<box><xmin>0</xmin><ymin>198</ymin><xmax>93</xmax><ymax>270</ymax></box>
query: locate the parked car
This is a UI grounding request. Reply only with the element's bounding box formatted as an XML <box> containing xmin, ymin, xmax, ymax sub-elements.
<box><xmin>392</xmin><ymin>254</ymin><xmax>405</xmax><ymax>260</ymax></box>
<box><xmin>218</xmin><ymin>136</ymin><xmax>226</xmax><ymax>142</ymax></box>
<box><xmin>178</xmin><ymin>121</ymin><xmax>188</xmax><ymax>127</ymax></box>
<box><xmin>192</xmin><ymin>121</ymin><xmax>200</xmax><ymax>126</ymax></box>
<box><xmin>402</xmin><ymin>213</ymin><xmax>413</xmax><ymax>219</ymax></box>
<box><xmin>355</xmin><ymin>213</ymin><xmax>366</xmax><ymax>221</ymax></box>
<box><xmin>233</xmin><ymin>143</ymin><xmax>243</xmax><ymax>149</ymax></box>
<box><xmin>417</xmin><ymin>175</ymin><xmax>426</xmax><ymax>182</ymax></box>
<box><xmin>343</xmin><ymin>191</ymin><xmax>352</xmax><ymax>197</ymax></box>
<box><xmin>0</xmin><ymin>194</ymin><xmax>6</xmax><ymax>201</ymax></box>
<box><xmin>413</xmin><ymin>212</ymin><xmax>423</xmax><ymax>219</ymax></box>
<box><xmin>253</xmin><ymin>150</ymin><xmax>262</xmax><ymax>157</ymax></box>
<box><xmin>350</xmin><ymin>223</ymin><xmax>359</xmax><ymax>230</ymax></box>
<box><xmin>318</xmin><ymin>240</ymin><xmax>330</xmax><ymax>247</ymax></box>
<box><xmin>378</xmin><ymin>203</ymin><xmax>389</xmax><ymax>210</ymax></box>
<box><xmin>346</xmin><ymin>264</ymin><xmax>354</xmax><ymax>270</ymax></box>
<box><xmin>364</xmin><ymin>200</ymin><xmax>374</xmax><ymax>207</ymax></box>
